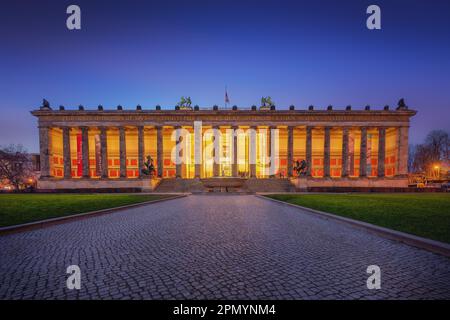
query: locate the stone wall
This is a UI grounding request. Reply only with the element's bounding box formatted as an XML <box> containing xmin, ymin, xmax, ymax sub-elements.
<box><xmin>37</xmin><ymin>177</ymin><xmax>161</xmax><ymax>191</ymax></box>
<box><xmin>291</xmin><ymin>176</ymin><xmax>409</xmax><ymax>189</ymax></box>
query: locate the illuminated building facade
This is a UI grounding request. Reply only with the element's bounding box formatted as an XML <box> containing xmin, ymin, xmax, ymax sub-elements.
<box><xmin>32</xmin><ymin>102</ymin><xmax>416</xmax><ymax>191</ymax></box>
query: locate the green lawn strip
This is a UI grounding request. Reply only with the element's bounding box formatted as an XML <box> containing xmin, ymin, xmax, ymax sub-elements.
<box><xmin>0</xmin><ymin>194</ymin><xmax>169</xmax><ymax>227</ymax></box>
<box><xmin>266</xmin><ymin>194</ymin><xmax>450</xmax><ymax>244</ymax></box>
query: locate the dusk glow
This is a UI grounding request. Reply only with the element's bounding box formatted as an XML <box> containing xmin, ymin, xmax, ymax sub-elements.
<box><xmin>1</xmin><ymin>0</ymin><xmax>449</xmax><ymax>151</ymax></box>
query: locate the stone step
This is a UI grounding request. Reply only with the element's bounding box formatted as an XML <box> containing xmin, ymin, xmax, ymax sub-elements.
<box><xmin>244</xmin><ymin>178</ymin><xmax>296</xmax><ymax>192</ymax></box>
<box><xmin>155</xmin><ymin>178</ymin><xmax>296</xmax><ymax>193</ymax></box>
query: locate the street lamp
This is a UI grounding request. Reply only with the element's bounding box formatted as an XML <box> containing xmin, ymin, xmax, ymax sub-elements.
<box><xmin>434</xmin><ymin>165</ymin><xmax>440</xmax><ymax>179</ymax></box>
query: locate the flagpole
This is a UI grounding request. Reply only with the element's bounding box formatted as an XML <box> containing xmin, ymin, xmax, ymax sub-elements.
<box><xmin>225</xmin><ymin>85</ymin><xmax>228</xmax><ymax>109</ymax></box>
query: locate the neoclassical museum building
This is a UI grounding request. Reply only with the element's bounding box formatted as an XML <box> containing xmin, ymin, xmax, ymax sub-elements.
<box><xmin>32</xmin><ymin>100</ymin><xmax>416</xmax><ymax>192</ymax></box>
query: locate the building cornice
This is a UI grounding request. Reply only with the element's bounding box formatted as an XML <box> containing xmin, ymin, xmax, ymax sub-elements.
<box><xmin>30</xmin><ymin>108</ymin><xmax>417</xmax><ymax>129</ymax></box>
<box><xmin>31</xmin><ymin>109</ymin><xmax>417</xmax><ymax>117</ymax></box>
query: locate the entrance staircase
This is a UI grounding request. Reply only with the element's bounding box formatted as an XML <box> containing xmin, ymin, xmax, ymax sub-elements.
<box><xmin>244</xmin><ymin>178</ymin><xmax>296</xmax><ymax>193</ymax></box>
<box><xmin>154</xmin><ymin>178</ymin><xmax>206</xmax><ymax>193</ymax></box>
<box><xmin>154</xmin><ymin>178</ymin><xmax>296</xmax><ymax>193</ymax></box>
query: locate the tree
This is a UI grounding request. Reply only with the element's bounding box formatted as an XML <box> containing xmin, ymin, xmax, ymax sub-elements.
<box><xmin>408</xmin><ymin>144</ymin><xmax>416</xmax><ymax>173</ymax></box>
<box><xmin>411</xmin><ymin>130</ymin><xmax>449</xmax><ymax>177</ymax></box>
<box><xmin>0</xmin><ymin>144</ymin><xmax>32</xmax><ymax>191</ymax></box>
<box><xmin>412</xmin><ymin>144</ymin><xmax>433</xmax><ymax>173</ymax></box>
<box><xmin>424</xmin><ymin>130</ymin><xmax>449</xmax><ymax>162</ymax></box>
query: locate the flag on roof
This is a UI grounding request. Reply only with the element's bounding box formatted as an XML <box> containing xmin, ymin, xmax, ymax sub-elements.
<box><xmin>225</xmin><ymin>88</ymin><xmax>230</xmax><ymax>104</ymax></box>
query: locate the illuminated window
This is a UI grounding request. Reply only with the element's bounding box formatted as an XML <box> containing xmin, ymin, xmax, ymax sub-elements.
<box><xmin>144</xmin><ymin>127</ymin><xmax>158</xmax><ymax>175</ymax></box>
<box><xmin>277</xmin><ymin>128</ymin><xmax>288</xmax><ymax>178</ymax></box>
<box><xmin>256</xmin><ymin>128</ymin><xmax>267</xmax><ymax>178</ymax></box>
<box><xmin>330</xmin><ymin>128</ymin><xmax>342</xmax><ymax>177</ymax></box>
<box><xmin>385</xmin><ymin>128</ymin><xmax>397</xmax><ymax>177</ymax></box>
<box><xmin>348</xmin><ymin>129</ymin><xmax>360</xmax><ymax>177</ymax></box>
<box><xmin>366</xmin><ymin>129</ymin><xmax>379</xmax><ymax>177</ymax></box>
<box><xmin>163</xmin><ymin>127</ymin><xmax>176</xmax><ymax>178</ymax></box>
<box><xmin>183</xmin><ymin>127</ymin><xmax>195</xmax><ymax>178</ymax></box>
<box><xmin>107</xmin><ymin>129</ymin><xmax>120</xmax><ymax>178</ymax></box>
<box><xmin>49</xmin><ymin>128</ymin><xmax>63</xmax><ymax>178</ymax></box>
<box><xmin>293</xmin><ymin>127</ymin><xmax>306</xmax><ymax>177</ymax></box>
<box><xmin>236</xmin><ymin>127</ymin><xmax>249</xmax><ymax>177</ymax></box>
<box><xmin>88</xmin><ymin>128</ymin><xmax>101</xmax><ymax>178</ymax></box>
<box><xmin>203</xmin><ymin>128</ymin><xmax>214</xmax><ymax>178</ymax></box>
<box><xmin>69</xmin><ymin>128</ymin><xmax>81</xmax><ymax>178</ymax></box>
<box><xmin>311</xmin><ymin>128</ymin><xmax>324</xmax><ymax>177</ymax></box>
<box><xmin>125</xmin><ymin>128</ymin><xmax>139</xmax><ymax>178</ymax></box>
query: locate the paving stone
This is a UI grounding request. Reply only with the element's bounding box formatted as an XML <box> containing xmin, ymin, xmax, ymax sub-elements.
<box><xmin>0</xmin><ymin>195</ymin><xmax>449</xmax><ymax>300</ymax></box>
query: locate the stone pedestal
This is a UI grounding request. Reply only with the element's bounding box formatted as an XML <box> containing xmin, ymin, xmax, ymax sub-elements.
<box><xmin>141</xmin><ymin>177</ymin><xmax>162</xmax><ymax>192</ymax></box>
<box><xmin>292</xmin><ymin>177</ymin><xmax>308</xmax><ymax>192</ymax></box>
<box><xmin>38</xmin><ymin>177</ymin><xmax>162</xmax><ymax>192</ymax></box>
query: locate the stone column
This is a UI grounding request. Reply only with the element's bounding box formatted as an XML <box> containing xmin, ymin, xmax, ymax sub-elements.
<box><xmin>306</xmin><ymin>126</ymin><xmax>312</xmax><ymax>177</ymax></box>
<box><xmin>213</xmin><ymin>126</ymin><xmax>220</xmax><ymax>177</ymax></box>
<box><xmin>323</xmin><ymin>127</ymin><xmax>331</xmax><ymax>178</ymax></box>
<box><xmin>194</xmin><ymin>122</ymin><xmax>202</xmax><ymax>178</ymax></box>
<box><xmin>341</xmin><ymin>127</ymin><xmax>349</xmax><ymax>177</ymax></box>
<box><xmin>397</xmin><ymin>126</ymin><xmax>409</xmax><ymax>176</ymax></box>
<box><xmin>268</xmin><ymin>126</ymin><xmax>276</xmax><ymax>177</ymax></box>
<box><xmin>359</xmin><ymin>127</ymin><xmax>367</xmax><ymax>177</ymax></box>
<box><xmin>156</xmin><ymin>126</ymin><xmax>163</xmax><ymax>177</ymax></box>
<box><xmin>100</xmin><ymin>127</ymin><xmax>108</xmax><ymax>178</ymax></box>
<box><xmin>38</xmin><ymin>126</ymin><xmax>50</xmax><ymax>178</ymax></box>
<box><xmin>232</xmin><ymin>125</ymin><xmax>238</xmax><ymax>177</ymax></box>
<box><xmin>119</xmin><ymin>127</ymin><xmax>126</xmax><ymax>178</ymax></box>
<box><xmin>377</xmin><ymin>127</ymin><xmax>386</xmax><ymax>177</ymax></box>
<box><xmin>81</xmin><ymin>127</ymin><xmax>90</xmax><ymax>178</ymax></box>
<box><xmin>138</xmin><ymin>126</ymin><xmax>144</xmax><ymax>178</ymax></box>
<box><xmin>175</xmin><ymin>126</ymin><xmax>182</xmax><ymax>178</ymax></box>
<box><xmin>62</xmin><ymin>127</ymin><xmax>72</xmax><ymax>179</ymax></box>
<box><xmin>249</xmin><ymin>126</ymin><xmax>257</xmax><ymax>178</ymax></box>
<box><xmin>287</xmin><ymin>126</ymin><xmax>294</xmax><ymax>177</ymax></box>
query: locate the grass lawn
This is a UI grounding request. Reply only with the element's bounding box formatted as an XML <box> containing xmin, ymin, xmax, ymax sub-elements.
<box><xmin>266</xmin><ymin>194</ymin><xmax>450</xmax><ymax>244</ymax></box>
<box><xmin>0</xmin><ymin>194</ymin><xmax>170</xmax><ymax>227</ymax></box>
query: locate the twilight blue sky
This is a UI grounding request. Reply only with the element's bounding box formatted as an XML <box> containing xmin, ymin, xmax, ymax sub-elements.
<box><xmin>1</xmin><ymin>0</ymin><xmax>449</xmax><ymax>152</ymax></box>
